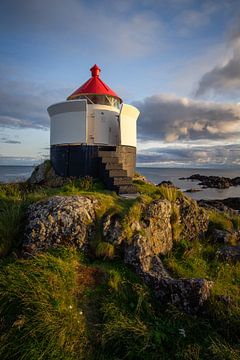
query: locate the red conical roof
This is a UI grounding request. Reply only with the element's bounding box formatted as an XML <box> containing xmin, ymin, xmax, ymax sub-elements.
<box><xmin>67</xmin><ymin>64</ymin><xmax>122</xmax><ymax>102</ymax></box>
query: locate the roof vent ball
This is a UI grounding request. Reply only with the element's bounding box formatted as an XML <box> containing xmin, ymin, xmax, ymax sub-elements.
<box><xmin>90</xmin><ymin>64</ymin><xmax>101</xmax><ymax>77</ymax></box>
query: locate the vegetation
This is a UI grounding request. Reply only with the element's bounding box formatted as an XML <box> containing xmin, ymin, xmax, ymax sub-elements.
<box><xmin>0</xmin><ymin>246</ymin><xmax>239</xmax><ymax>359</ymax></box>
<box><xmin>0</xmin><ymin>177</ymin><xmax>239</xmax><ymax>359</ymax></box>
<box><xmin>208</xmin><ymin>211</ymin><xmax>233</xmax><ymax>232</ymax></box>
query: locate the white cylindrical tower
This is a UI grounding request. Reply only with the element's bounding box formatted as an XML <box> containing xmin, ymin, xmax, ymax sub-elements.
<box><xmin>47</xmin><ymin>65</ymin><xmax>140</xmax><ymax>185</ymax></box>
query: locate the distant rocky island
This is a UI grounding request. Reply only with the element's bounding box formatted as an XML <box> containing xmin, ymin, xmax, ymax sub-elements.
<box><xmin>180</xmin><ymin>173</ymin><xmax>240</xmax><ymax>189</ymax></box>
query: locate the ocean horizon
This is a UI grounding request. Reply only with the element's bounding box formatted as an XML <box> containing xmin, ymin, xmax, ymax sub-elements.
<box><xmin>0</xmin><ymin>165</ymin><xmax>239</xmax><ymax>200</ymax></box>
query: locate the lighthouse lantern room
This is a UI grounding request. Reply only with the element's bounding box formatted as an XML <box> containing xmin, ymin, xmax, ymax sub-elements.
<box><xmin>47</xmin><ymin>65</ymin><xmax>140</xmax><ymax>193</ymax></box>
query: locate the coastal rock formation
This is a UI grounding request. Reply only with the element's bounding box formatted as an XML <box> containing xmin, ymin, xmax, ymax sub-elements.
<box><xmin>157</xmin><ymin>180</ymin><xmax>176</xmax><ymax>188</ymax></box>
<box><xmin>180</xmin><ymin>174</ymin><xmax>240</xmax><ymax>189</ymax></box>
<box><xmin>28</xmin><ymin>160</ymin><xmax>67</xmax><ymax>187</ymax></box>
<box><xmin>177</xmin><ymin>196</ymin><xmax>208</xmax><ymax>241</ymax></box>
<box><xmin>211</xmin><ymin>229</ymin><xmax>237</xmax><ymax>244</ymax></box>
<box><xmin>103</xmin><ymin>197</ymin><xmax>211</xmax><ymax>313</ymax></box>
<box><xmin>102</xmin><ymin>199</ymin><xmax>173</xmax><ymax>253</ymax></box>
<box><xmin>124</xmin><ymin>243</ymin><xmax>213</xmax><ymax>314</ymax></box>
<box><xmin>216</xmin><ymin>245</ymin><xmax>240</xmax><ymax>262</ymax></box>
<box><xmin>23</xmin><ymin>196</ymin><xmax>99</xmax><ymax>256</ymax></box>
<box><xmin>24</xmin><ymin>193</ymin><xmax>211</xmax><ymax>313</ymax></box>
<box><xmin>198</xmin><ymin>198</ymin><xmax>240</xmax><ymax>213</ymax></box>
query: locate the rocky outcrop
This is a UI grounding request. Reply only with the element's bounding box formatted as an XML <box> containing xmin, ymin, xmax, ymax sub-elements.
<box><xmin>157</xmin><ymin>181</ymin><xmax>176</xmax><ymax>188</ymax></box>
<box><xmin>180</xmin><ymin>174</ymin><xmax>240</xmax><ymax>189</ymax></box>
<box><xmin>103</xmin><ymin>197</ymin><xmax>211</xmax><ymax>313</ymax></box>
<box><xmin>216</xmin><ymin>245</ymin><xmax>240</xmax><ymax>262</ymax></box>
<box><xmin>124</xmin><ymin>241</ymin><xmax>213</xmax><ymax>314</ymax></box>
<box><xmin>102</xmin><ymin>199</ymin><xmax>173</xmax><ymax>254</ymax></box>
<box><xmin>28</xmin><ymin>160</ymin><xmax>67</xmax><ymax>187</ymax></box>
<box><xmin>211</xmin><ymin>229</ymin><xmax>237</xmax><ymax>244</ymax></box>
<box><xmin>24</xmin><ymin>193</ymin><xmax>212</xmax><ymax>313</ymax></box>
<box><xmin>177</xmin><ymin>197</ymin><xmax>208</xmax><ymax>241</ymax></box>
<box><xmin>23</xmin><ymin>196</ymin><xmax>99</xmax><ymax>256</ymax></box>
<box><xmin>198</xmin><ymin>198</ymin><xmax>240</xmax><ymax>213</ymax></box>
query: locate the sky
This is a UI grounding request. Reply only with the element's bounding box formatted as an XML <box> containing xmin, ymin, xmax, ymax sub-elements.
<box><xmin>0</xmin><ymin>0</ymin><xmax>240</xmax><ymax>168</ymax></box>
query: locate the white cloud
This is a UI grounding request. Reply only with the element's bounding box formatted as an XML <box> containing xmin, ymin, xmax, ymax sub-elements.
<box><xmin>135</xmin><ymin>94</ymin><xmax>240</xmax><ymax>142</ymax></box>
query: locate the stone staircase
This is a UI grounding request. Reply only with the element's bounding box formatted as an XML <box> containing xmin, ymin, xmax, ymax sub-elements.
<box><xmin>98</xmin><ymin>147</ymin><xmax>137</xmax><ymax>194</ymax></box>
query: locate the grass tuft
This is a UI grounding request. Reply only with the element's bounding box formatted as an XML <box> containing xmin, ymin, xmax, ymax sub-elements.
<box><xmin>95</xmin><ymin>241</ymin><xmax>115</xmax><ymax>259</ymax></box>
<box><xmin>209</xmin><ymin>211</ymin><xmax>233</xmax><ymax>232</ymax></box>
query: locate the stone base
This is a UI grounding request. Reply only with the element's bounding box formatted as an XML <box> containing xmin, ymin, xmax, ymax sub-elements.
<box><xmin>50</xmin><ymin>144</ymin><xmax>136</xmax><ymax>179</ymax></box>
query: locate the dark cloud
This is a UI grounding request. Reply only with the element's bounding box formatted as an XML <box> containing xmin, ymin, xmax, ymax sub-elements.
<box><xmin>137</xmin><ymin>144</ymin><xmax>240</xmax><ymax>167</ymax></box>
<box><xmin>0</xmin><ymin>67</ymin><xmax>68</xmax><ymax>130</ymax></box>
<box><xmin>195</xmin><ymin>18</ymin><xmax>240</xmax><ymax>96</ymax></box>
<box><xmin>135</xmin><ymin>95</ymin><xmax>240</xmax><ymax>142</ymax></box>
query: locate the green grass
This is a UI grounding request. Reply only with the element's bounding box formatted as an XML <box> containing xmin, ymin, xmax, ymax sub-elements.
<box><xmin>0</xmin><ymin>201</ymin><xmax>26</xmax><ymax>258</ymax></box>
<box><xmin>0</xmin><ymin>176</ymin><xmax>239</xmax><ymax>359</ymax></box>
<box><xmin>0</xmin><ymin>246</ymin><xmax>239</xmax><ymax>359</ymax></box>
<box><xmin>95</xmin><ymin>241</ymin><xmax>115</xmax><ymax>259</ymax></box>
<box><xmin>208</xmin><ymin>211</ymin><xmax>233</xmax><ymax>232</ymax></box>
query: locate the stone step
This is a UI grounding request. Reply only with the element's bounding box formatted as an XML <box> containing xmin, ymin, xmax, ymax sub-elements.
<box><xmin>104</xmin><ymin>163</ymin><xmax>123</xmax><ymax>170</ymax></box>
<box><xmin>115</xmin><ymin>184</ymin><xmax>138</xmax><ymax>194</ymax></box>
<box><xmin>100</xmin><ymin>157</ymin><xmax>120</xmax><ymax>165</ymax></box>
<box><xmin>98</xmin><ymin>150</ymin><xmax>118</xmax><ymax>158</ymax></box>
<box><xmin>107</xmin><ymin>169</ymin><xmax>127</xmax><ymax>177</ymax></box>
<box><xmin>110</xmin><ymin>177</ymin><xmax>132</xmax><ymax>186</ymax></box>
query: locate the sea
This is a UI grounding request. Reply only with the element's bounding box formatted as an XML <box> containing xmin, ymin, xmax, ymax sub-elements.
<box><xmin>0</xmin><ymin>165</ymin><xmax>239</xmax><ymax>201</ymax></box>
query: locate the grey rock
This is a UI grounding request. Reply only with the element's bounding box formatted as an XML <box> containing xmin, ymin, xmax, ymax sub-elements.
<box><xmin>124</xmin><ymin>251</ymin><xmax>213</xmax><ymax>314</ymax></box>
<box><xmin>178</xmin><ymin>197</ymin><xmax>209</xmax><ymax>241</ymax></box>
<box><xmin>23</xmin><ymin>195</ymin><xmax>99</xmax><ymax>256</ymax></box>
<box><xmin>142</xmin><ymin>200</ymin><xmax>173</xmax><ymax>255</ymax></box>
<box><xmin>102</xmin><ymin>213</ymin><xmax>124</xmax><ymax>245</ymax></box>
<box><xmin>28</xmin><ymin>160</ymin><xmax>66</xmax><ymax>187</ymax></box>
<box><xmin>157</xmin><ymin>181</ymin><xmax>176</xmax><ymax>188</ymax></box>
<box><xmin>216</xmin><ymin>245</ymin><xmax>240</xmax><ymax>262</ymax></box>
<box><xmin>211</xmin><ymin>229</ymin><xmax>236</xmax><ymax>244</ymax></box>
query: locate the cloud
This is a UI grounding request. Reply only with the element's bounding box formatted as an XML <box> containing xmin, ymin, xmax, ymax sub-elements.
<box><xmin>0</xmin><ymin>137</ymin><xmax>21</xmax><ymax>144</ymax></box>
<box><xmin>0</xmin><ymin>155</ymin><xmax>39</xmax><ymax>166</ymax></box>
<box><xmin>135</xmin><ymin>94</ymin><xmax>240</xmax><ymax>142</ymax></box>
<box><xmin>137</xmin><ymin>144</ymin><xmax>240</xmax><ymax>167</ymax></box>
<box><xmin>195</xmin><ymin>17</ymin><xmax>240</xmax><ymax>96</ymax></box>
<box><xmin>0</xmin><ymin>0</ymin><xmax>163</xmax><ymax>58</ymax></box>
<box><xmin>0</xmin><ymin>66</ymin><xmax>68</xmax><ymax>130</ymax></box>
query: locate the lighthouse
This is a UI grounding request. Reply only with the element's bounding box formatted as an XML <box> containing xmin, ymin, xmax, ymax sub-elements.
<box><xmin>47</xmin><ymin>65</ymin><xmax>140</xmax><ymax>193</ymax></box>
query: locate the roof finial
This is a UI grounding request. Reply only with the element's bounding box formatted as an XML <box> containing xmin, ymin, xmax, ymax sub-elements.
<box><xmin>90</xmin><ymin>64</ymin><xmax>101</xmax><ymax>77</ymax></box>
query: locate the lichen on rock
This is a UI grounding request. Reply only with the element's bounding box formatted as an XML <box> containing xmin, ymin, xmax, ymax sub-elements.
<box><xmin>23</xmin><ymin>195</ymin><xmax>99</xmax><ymax>256</ymax></box>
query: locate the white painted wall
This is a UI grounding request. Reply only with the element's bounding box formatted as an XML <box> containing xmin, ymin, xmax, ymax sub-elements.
<box><xmin>48</xmin><ymin>100</ymin><xmax>87</xmax><ymax>145</ymax></box>
<box><xmin>48</xmin><ymin>100</ymin><xmax>139</xmax><ymax>147</ymax></box>
<box><xmin>119</xmin><ymin>104</ymin><xmax>140</xmax><ymax>147</ymax></box>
